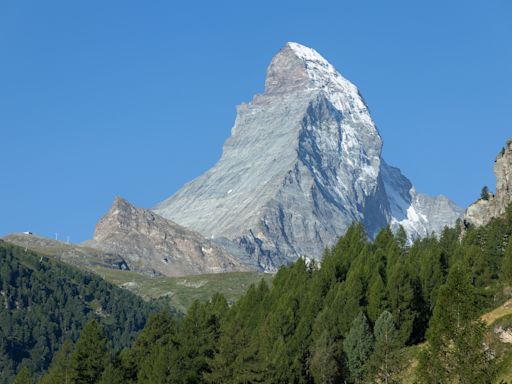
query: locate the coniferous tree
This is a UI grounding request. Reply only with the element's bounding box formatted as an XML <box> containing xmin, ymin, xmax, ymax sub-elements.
<box><xmin>369</xmin><ymin>311</ymin><xmax>403</xmax><ymax>384</ymax></box>
<box><xmin>38</xmin><ymin>339</ymin><xmax>73</xmax><ymax>384</ymax></box>
<box><xmin>69</xmin><ymin>320</ymin><xmax>108</xmax><ymax>384</ymax></box>
<box><xmin>310</xmin><ymin>329</ymin><xmax>345</xmax><ymax>384</ymax></box>
<box><xmin>501</xmin><ymin>238</ymin><xmax>512</xmax><ymax>283</ymax></box>
<box><xmin>343</xmin><ymin>312</ymin><xmax>373</xmax><ymax>383</ymax></box>
<box><xmin>481</xmin><ymin>185</ymin><xmax>490</xmax><ymax>200</ymax></box>
<box><xmin>12</xmin><ymin>367</ymin><xmax>32</xmax><ymax>384</ymax></box>
<box><xmin>417</xmin><ymin>266</ymin><xmax>496</xmax><ymax>384</ymax></box>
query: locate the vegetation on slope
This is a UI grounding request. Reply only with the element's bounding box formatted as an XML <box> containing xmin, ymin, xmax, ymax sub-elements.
<box><xmin>23</xmin><ymin>204</ymin><xmax>512</xmax><ymax>383</ymax></box>
<box><xmin>92</xmin><ymin>267</ymin><xmax>273</xmax><ymax>313</ymax></box>
<box><xmin>0</xmin><ymin>242</ymin><xmax>171</xmax><ymax>384</ymax></box>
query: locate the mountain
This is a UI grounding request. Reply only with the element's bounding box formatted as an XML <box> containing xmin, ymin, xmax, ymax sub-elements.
<box><xmin>465</xmin><ymin>138</ymin><xmax>512</xmax><ymax>226</ymax></box>
<box><xmin>154</xmin><ymin>42</ymin><xmax>463</xmax><ymax>271</ymax></box>
<box><xmin>3</xmin><ymin>233</ymin><xmax>129</xmax><ymax>271</ymax></box>
<box><xmin>88</xmin><ymin>197</ymin><xmax>251</xmax><ymax>277</ymax></box>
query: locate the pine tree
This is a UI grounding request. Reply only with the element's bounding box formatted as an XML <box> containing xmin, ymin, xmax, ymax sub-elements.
<box><xmin>343</xmin><ymin>312</ymin><xmax>373</xmax><ymax>383</ymax></box>
<box><xmin>417</xmin><ymin>265</ymin><xmax>496</xmax><ymax>384</ymax></box>
<box><xmin>310</xmin><ymin>330</ymin><xmax>345</xmax><ymax>384</ymax></box>
<box><xmin>39</xmin><ymin>339</ymin><xmax>73</xmax><ymax>384</ymax></box>
<box><xmin>481</xmin><ymin>185</ymin><xmax>490</xmax><ymax>200</ymax></box>
<box><xmin>69</xmin><ymin>320</ymin><xmax>108</xmax><ymax>384</ymax></box>
<box><xmin>12</xmin><ymin>367</ymin><xmax>32</xmax><ymax>384</ymax></box>
<box><xmin>369</xmin><ymin>311</ymin><xmax>403</xmax><ymax>384</ymax></box>
<box><xmin>501</xmin><ymin>239</ymin><xmax>512</xmax><ymax>282</ymax></box>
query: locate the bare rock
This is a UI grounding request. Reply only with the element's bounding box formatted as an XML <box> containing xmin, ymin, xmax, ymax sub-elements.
<box><xmin>91</xmin><ymin>197</ymin><xmax>251</xmax><ymax>277</ymax></box>
<box><xmin>465</xmin><ymin>139</ymin><xmax>512</xmax><ymax>226</ymax></box>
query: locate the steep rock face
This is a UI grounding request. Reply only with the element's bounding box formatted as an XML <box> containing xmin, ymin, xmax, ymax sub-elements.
<box><xmin>91</xmin><ymin>197</ymin><xmax>250</xmax><ymax>277</ymax></box>
<box><xmin>155</xmin><ymin>42</ymin><xmax>463</xmax><ymax>271</ymax></box>
<box><xmin>465</xmin><ymin>139</ymin><xmax>512</xmax><ymax>226</ymax></box>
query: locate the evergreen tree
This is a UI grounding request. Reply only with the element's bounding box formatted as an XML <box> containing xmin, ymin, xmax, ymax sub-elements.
<box><xmin>417</xmin><ymin>266</ymin><xmax>496</xmax><ymax>384</ymax></box>
<box><xmin>369</xmin><ymin>311</ymin><xmax>403</xmax><ymax>384</ymax></box>
<box><xmin>501</xmin><ymin>238</ymin><xmax>512</xmax><ymax>282</ymax></box>
<box><xmin>69</xmin><ymin>320</ymin><xmax>108</xmax><ymax>384</ymax></box>
<box><xmin>310</xmin><ymin>330</ymin><xmax>345</xmax><ymax>384</ymax></box>
<box><xmin>12</xmin><ymin>367</ymin><xmax>32</xmax><ymax>384</ymax></box>
<box><xmin>481</xmin><ymin>185</ymin><xmax>490</xmax><ymax>200</ymax></box>
<box><xmin>343</xmin><ymin>312</ymin><xmax>373</xmax><ymax>383</ymax></box>
<box><xmin>38</xmin><ymin>339</ymin><xmax>73</xmax><ymax>384</ymax></box>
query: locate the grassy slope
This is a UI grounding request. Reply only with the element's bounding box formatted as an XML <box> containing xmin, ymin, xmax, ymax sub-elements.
<box><xmin>92</xmin><ymin>266</ymin><xmax>274</xmax><ymax>312</ymax></box>
<box><xmin>3</xmin><ymin>235</ymin><xmax>275</xmax><ymax>313</ymax></box>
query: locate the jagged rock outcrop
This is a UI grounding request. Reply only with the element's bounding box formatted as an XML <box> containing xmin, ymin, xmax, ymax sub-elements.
<box><xmin>465</xmin><ymin>139</ymin><xmax>512</xmax><ymax>226</ymax></box>
<box><xmin>3</xmin><ymin>233</ymin><xmax>129</xmax><ymax>270</ymax></box>
<box><xmin>90</xmin><ymin>197</ymin><xmax>250</xmax><ymax>277</ymax></box>
<box><xmin>154</xmin><ymin>42</ymin><xmax>463</xmax><ymax>271</ymax></box>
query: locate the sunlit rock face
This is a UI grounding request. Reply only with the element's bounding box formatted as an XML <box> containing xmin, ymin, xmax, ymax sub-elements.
<box><xmin>91</xmin><ymin>197</ymin><xmax>250</xmax><ymax>277</ymax></box>
<box><xmin>155</xmin><ymin>42</ymin><xmax>463</xmax><ymax>271</ymax></box>
<box><xmin>465</xmin><ymin>139</ymin><xmax>512</xmax><ymax>226</ymax></box>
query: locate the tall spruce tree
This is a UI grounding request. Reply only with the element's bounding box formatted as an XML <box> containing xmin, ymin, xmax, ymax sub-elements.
<box><xmin>69</xmin><ymin>320</ymin><xmax>108</xmax><ymax>384</ymax></box>
<box><xmin>417</xmin><ymin>265</ymin><xmax>496</xmax><ymax>384</ymax></box>
<box><xmin>38</xmin><ymin>339</ymin><xmax>73</xmax><ymax>384</ymax></box>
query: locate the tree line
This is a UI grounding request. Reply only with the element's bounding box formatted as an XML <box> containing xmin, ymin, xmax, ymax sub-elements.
<box><xmin>0</xmin><ymin>242</ymin><xmax>170</xmax><ymax>384</ymax></box>
<box><xmin>11</xmin><ymin>205</ymin><xmax>512</xmax><ymax>383</ymax></box>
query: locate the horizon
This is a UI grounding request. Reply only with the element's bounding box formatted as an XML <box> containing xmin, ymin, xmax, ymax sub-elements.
<box><xmin>1</xmin><ymin>0</ymin><xmax>510</xmax><ymax>242</ymax></box>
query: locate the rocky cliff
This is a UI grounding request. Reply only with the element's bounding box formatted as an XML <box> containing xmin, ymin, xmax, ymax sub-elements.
<box><xmin>90</xmin><ymin>197</ymin><xmax>250</xmax><ymax>277</ymax></box>
<box><xmin>154</xmin><ymin>42</ymin><xmax>463</xmax><ymax>271</ymax></box>
<box><xmin>465</xmin><ymin>139</ymin><xmax>512</xmax><ymax>226</ymax></box>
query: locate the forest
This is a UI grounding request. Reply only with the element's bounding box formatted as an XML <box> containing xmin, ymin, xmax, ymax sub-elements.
<box><xmin>7</xmin><ymin>205</ymin><xmax>512</xmax><ymax>383</ymax></box>
<box><xmin>0</xmin><ymin>242</ymin><xmax>170</xmax><ymax>384</ymax></box>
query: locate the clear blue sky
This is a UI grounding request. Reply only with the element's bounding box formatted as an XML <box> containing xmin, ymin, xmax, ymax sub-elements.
<box><xmin>1</xmin><ymin>0</ymin><xmax>510</xmax><ymax>242</ymax></box>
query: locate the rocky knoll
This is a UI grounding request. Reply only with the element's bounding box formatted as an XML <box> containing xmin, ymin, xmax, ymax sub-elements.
<box><xmin>465</xmin><ymin>139</ymin><xmax>512</xmax><ymax>226</ymax></box>
<box><xmin>154</xmin><ymin>42</ymin><xmax>463</xmax><ymax>271</ymax></box>
<box><xmin>89</xmin><ymin>197</ymin><xmax>250</xmax><ymax>277</ymax></box>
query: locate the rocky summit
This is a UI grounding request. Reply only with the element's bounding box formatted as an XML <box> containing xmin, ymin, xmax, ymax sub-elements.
<box><xmin>154</xmin><ymin>42</ymin><xmax>463</xmax><ymax>271</ymax></box>
<box><xmin>89</xmin><ymin>197</ymin><xmax>250</xmax><ymax>277</ymax></box>
<box><xmin>465</xmin><ymin>139</ymin><xmax>512</xmax><ymax>226</ymax></box>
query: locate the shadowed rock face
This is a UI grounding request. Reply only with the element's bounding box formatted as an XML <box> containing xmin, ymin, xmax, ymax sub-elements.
<box><xmin>91</xmin><ymin>197</ymin><xmax>251</xmax><ymax>277</ymax></box>
<box><xmin>154</xmin><ymin>42</ymin><xmax>463</xmax><ymax>271</ymax></box>
<box><xmin>465</xmin><ymin>139</ymin><xmax>512</xmax><ymax>226</ymax></box>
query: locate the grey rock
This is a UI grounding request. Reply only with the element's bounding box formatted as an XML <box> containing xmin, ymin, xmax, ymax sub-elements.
<box><xmin>465</xmin><ymin>139</ymin><xmax>512</xmax><ymax>226</ymax></box>
<box><xmin>154</xmin><ymin>42</ymin><xmax>463</xmax><ymax>271</ymax></box>
<box><xmin>91</xmin><ymin>197</ymin><xmax>251</xmax><ymax>277</ymax></box>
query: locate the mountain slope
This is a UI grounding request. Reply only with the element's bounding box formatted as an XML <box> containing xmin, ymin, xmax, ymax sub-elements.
<box><xmin>0</xmin><ymin>241</ymin><xmax>166</xmax><ymax>384</ymax></box>
<box><xmin>89</xmin><ymin>197</ymin><xmax>251</xmax><ymax>277</ymax></box>
<box><xmin>154</xmin><ymin>42</ymin><xmax>462</xmax><ymax>270</ymax></box>
<box><xmin>3</xmin><ymin>233</ymin><xmax>129</xmax><ymax>271</ymax></box>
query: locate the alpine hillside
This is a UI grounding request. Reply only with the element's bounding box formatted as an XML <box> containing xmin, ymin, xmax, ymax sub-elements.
<box><xmin>154</xmin><ymin>42</ymin><xmax>463</xmax><ymax>271</ymax></box>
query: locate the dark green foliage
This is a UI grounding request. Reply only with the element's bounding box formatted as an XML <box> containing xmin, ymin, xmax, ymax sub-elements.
<box><xmin>34</xmin><ymin>203</ymin><xmax>512</xmax><ymax>383</ymax></box>
<box><xmin>482</xmin><ymin>185</ymin><xmax>491</xmax><ymax>200</ymax></box>
<box><xmin>69</xmin><ymin>321</ymin><xmax>108</xmax><ymax>384</ymax></box>
<box><xmin>417</xmin><ymin>266</ymin><xmax>497</xmax><ymax>383</ymax></box>
<box><xmin>38</xmin><ymin>339</ymin><xmax>73</xmax><ymax>384</ymax></box>
<box><xmin>0</xmin><ymin>242</ymin><xmax>166</xmax><ymax>383</ymax></box>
